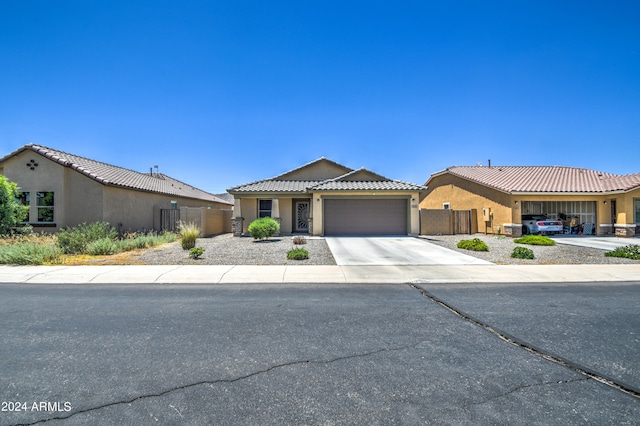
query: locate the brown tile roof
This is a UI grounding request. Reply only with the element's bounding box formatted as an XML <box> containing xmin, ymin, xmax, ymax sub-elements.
<box><xmin>1</xmin><ymin>144</ymin><xmax>232</xmax><ymax>204</ymax></box>
<box><xmin>228</xmin><ymin>160</ymin><xmax>426</xmax><ymax>194</ymax></box>
<box><xmin>430</xmin><ymin>166</ymin><xmax>640</xmax><ymax>193</ymax></box>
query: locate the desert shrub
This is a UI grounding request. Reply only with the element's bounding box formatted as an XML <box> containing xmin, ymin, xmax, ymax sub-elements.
<box><xmin>605</xmin><ymin>244</ymin><xmax>640</xmax><ymax>260</ymax></box>
<box><xmin>248</xmin><ymin>217</ymin><xmax>280</xmax><ymax>240</ymax></box>
<box><xmin>0</xmin><ymin>241</ymin><xmax>62</xmax><ymax>265</ymax></box>
<box><xmin>57</xmin><ymin>222</ymin><xmax>117</xmax><ymax>254</ymax></box>
<box><xmin>178</xmin><ymin>221</ymin><xmax>200</xmax><ymax>250</ymax></box>
<box><xmin>86</xmin><ymin>238</ymin><xmax>118</xmax><ymax>255</ymax></box>
<box><xmin>456</xmin><ymin>238</ymin><xmax>489</xmax><ymax>251</ymax></box>
<box><xmin>512</xmin><ymin>246</ymin><xmax>535</xmax><ymax>259</ymax></box>
<box><xmin>189</xmin><ymin>247</ymin><xmax>205</xmax><ymax>259</ymax></box>
<box><xmin>287</xmin><ymin>247</ymin><xmax>309</xmax><ymax>260</ymax></box>
<box><xmin>513</xmin><ymin>235</ymin><xmax>555</xmax><ymax>246</ymax></box>
<box><xmin>292</xmin><ymin>235</ymin><xmax>307</xmax><ymax>245</ymax></box>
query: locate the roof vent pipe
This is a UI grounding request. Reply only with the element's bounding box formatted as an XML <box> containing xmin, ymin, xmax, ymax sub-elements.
<box><xmin>488</xmin><ymin>159</ymin><xmax>491</xmax><ymax>168</ymax></box>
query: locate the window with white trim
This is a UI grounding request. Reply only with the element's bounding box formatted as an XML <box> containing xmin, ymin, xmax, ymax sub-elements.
<box><xmin>443</xmin><ymin>202</ymin><xmax>451</xmax><ymax>210</ymax></box>
<box><xmin>36</xmin><ymin>191</ymin><xmax>54</xmax><ymax>222</ymax></box>
<box><xmin>16</xmin><ymin>192</ymin><xmax>30</xmax><ymax>222</ymax></box>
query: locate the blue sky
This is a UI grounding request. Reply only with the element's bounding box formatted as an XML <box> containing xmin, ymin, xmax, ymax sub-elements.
<box><xmin>1</xmin><ymin>1</ymin><xmax>639</xmax><ymax>194</ymax></box>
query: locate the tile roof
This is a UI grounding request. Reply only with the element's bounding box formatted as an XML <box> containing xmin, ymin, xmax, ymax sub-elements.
<box><xmin>228</xmin><ymin>160</ymin><xmax>426</xmax><ymax>194</ymax></box>
<box><xmin>430</xmin><ymin>166</ymin><xmax>640</xmax><ymax>193</ymax></box>
<box><xmin>1</xmin><ymin>144</ymin><xmax>231</xmax><ymax>204</ymax></box>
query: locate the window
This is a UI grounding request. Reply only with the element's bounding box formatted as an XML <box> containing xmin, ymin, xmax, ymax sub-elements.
<box><xmin>36</xmin><ymin>192</ymin><xmax>54</xmax><ymax>222</ymax></box>
<box><xmin>635</xmin><ymin>199</ymin><xmax>640</xmax><ymax>224</ymax></box>
<box><xmin>258</xmin><ymin>199</ymin><xmax>272</xmax><ymax>218</ymax></box>
<box><xmin>443</xmin><ymin>203</ymin><xmax>451</xmax><ymax>210</ymax></box>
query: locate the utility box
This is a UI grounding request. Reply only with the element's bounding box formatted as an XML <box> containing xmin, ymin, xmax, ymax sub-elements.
<box><xmin>482</xmin><ymin>207</ymin><xmax>492</xmax><ymax>222</ymax></box>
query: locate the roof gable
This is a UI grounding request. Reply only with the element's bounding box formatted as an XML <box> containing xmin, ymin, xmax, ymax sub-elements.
<box><xmin>273</xmin><ymin>157</ymin><xmax>353</xmax><ymax>181</ymax></box>
<box><xmin>333</xmin><ymin>168</ymin><xmax>391</xmax><ymax>182</ymax></box>
<box><xmin>229</xmin><ymin>158</ymin><xmax>426</xmax><ymax>194</ymax></box>
<box><xmin>1</xmin><ymin>144</ymin><xmax>231</xmax><ymax>204</ymax></box>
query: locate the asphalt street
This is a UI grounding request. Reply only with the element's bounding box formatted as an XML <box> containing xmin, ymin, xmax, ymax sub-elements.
<box><xmin>1</xmin><ymin>282</ymin><xmax>639</xmax><ymax>425</ymax></box>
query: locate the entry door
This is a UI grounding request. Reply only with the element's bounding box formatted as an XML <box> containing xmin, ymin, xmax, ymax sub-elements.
<box><xmin>295</xmin><ymin>201</ymin><xmax>310</xmax><ymax>232</ymax></box>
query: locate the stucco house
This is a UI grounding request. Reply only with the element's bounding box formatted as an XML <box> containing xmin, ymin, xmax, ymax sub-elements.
<box><xmin>227</xmin><ymin>158</ymin><xmax>427</xmax><ymax>236</ymax></box>
<box><xmin>0</xmin><ymin>144</ymin><xmax>232</xmax><ymax>233</ymax></box>
<box><xmin>421</xmin><ymin>165</ymin><xmax>640</xmax><ymax>237</ymax></box>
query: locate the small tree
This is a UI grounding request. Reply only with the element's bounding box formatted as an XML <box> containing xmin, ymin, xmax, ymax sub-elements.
<box><xmin>0</xmin><ymin>176</ymin><xmax>29</xmax><ymax>235</ymax></box>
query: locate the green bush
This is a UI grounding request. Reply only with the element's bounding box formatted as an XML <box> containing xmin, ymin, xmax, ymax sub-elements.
<box><xmin>513</xmin><ymin>235</ymin><xmax>555</xmax><ymax>246</ymax></box>
<box><xmin>86</xmin><ymin>238</ymin><xmax>118</xmax><ymax>255</ymax></box>
<box><xmin>248</xmin><ymin>217</ymin><xmax>280</xmax><ymax>240</ymax></box>
<box><xmin>457</xmin><ymin>238</ymin><xmax>489</xmax><ymax>251</ymax></box>
<box><xmin>512</xmin><ymin>246</ymin><xmax>535</xmax><ymax>259</ymax></box>
<box><xmin>57</xmin><ymin>222</ymin><xmax>117</xmax><ymax>254</ymax></box>
<box><xmin>178</xmin><ymin>221</ymin><xmax>200</xmax><ymax>250</ymax></box>
<box><xmin>605</xmin><ymin>244</ymin><xmax>640</xmax><ymax>260</ymax></box>
<box><xmin>189</xmin><ymin>247</ymin><xmax>205</xmax><ymax>259</ymax></box>
<box><xmin>0</xmin><ymin>175</ymin><xmax>30</xmax><ymax>236</ymax></box>
<box><xmin>0</xmin><ymin>241</ymin><xmax>62</xmax><ymax>265</ymax></box>
<box><xmin>287</xmin><ymin>247</ymin><xmax>309</xmax><ymax>260</ymax></box>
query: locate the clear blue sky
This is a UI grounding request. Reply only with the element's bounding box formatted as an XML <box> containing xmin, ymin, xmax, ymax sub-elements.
<box><xmin>1</xmin><ymin>1</ymin><xmax>639</xmax><ymax>194</ymax></box>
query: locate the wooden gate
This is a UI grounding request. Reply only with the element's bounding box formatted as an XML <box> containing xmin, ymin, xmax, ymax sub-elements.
<box><xmin>453</xmin><ymin>210</ymin><xmax>471</xmax><ymax>234</ymax></box>
<box><xmin>160</xmin><ymin>209</ymin><xmax>180</xmax><ymax>232</ymax></box>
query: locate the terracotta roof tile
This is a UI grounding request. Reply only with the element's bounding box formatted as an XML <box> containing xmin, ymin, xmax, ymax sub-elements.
<box><xmin>432</xmin><ymin>166</ymin><xmax>640</xmax><ymax>193</ymax></box>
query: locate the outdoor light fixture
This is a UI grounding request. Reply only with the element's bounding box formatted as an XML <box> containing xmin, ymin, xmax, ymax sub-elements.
<box><xmin>515</xmin><ymin>201</ymin><xmax>519</xmax><ymax>205</ymax></box>
<box><xmin>604</xmin><ymin>201</ymin><xmax>607</xmax><ymax>204</ymax></box>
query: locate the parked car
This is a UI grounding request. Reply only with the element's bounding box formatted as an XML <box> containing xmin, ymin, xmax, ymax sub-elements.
<box><xmin>521</xmin><ymin>214</ymin><xmax>564</xmax><ymax>235</ymax></box>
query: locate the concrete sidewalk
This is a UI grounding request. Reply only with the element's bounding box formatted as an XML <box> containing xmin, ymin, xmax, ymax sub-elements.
<box><xmin>1</xmin><ymin>264</ymin><xmax>639</xmax><ymax>284</ymax></box>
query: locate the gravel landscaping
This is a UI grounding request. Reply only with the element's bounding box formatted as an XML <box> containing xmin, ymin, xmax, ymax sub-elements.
<box><xmin>130</xmin><ymin>233</ymin><xmax>640</xmax><ymax>266</ymax></box>
<box><xmin>136</xmin><ymin>233</ymin><xmax>336</xmax><ymax>265</ymax></box>
<box><xmin>423</xmin><ymin>234</ymin><xmax>640</xmax><ymax>265</ymax></box>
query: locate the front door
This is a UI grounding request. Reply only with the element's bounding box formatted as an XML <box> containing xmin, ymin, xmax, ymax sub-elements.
<box><xmin>295</xmin><ymin>201</ymin><xmax>310</xmax><ymax>232</ymax></box>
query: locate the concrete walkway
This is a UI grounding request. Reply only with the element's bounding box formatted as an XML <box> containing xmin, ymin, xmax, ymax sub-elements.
<box><xmin>552</xmin><ymin>235</ymin><xmax>640</xmax><ymax>251</ymax></box>
<box><xmin>1</xmin><ymin>264</ymin><xmax>639</xmax><ymax>284</ymax></box>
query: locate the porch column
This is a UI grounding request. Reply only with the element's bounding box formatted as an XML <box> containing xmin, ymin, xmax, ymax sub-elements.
<box><xmin>232</xmin><ymin>198</ymin><xmax>243</xmax><ymax>237</ymax></box>
<box><xmin>271</xmin><ymin>198</ymin><xmax>281</xmax><ymax>236</ymax></box>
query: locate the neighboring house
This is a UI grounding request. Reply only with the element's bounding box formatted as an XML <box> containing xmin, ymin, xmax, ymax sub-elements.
<box><xmin>421</xmin><ymin>165</ymin><xmax>640</xmax><ymax>237</ymax></box>
<box><xmin>227</xmin><ymin>157</ymin><xmax>427</xmax><ymax>236</ymax></box>
<box><xmin>0</xmin><ymin>144</ymin><xmax>232</xmax><ymax>233</ymax></box>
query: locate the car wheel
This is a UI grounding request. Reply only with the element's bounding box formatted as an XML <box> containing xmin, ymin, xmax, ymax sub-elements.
<box><xmin>521</xmin><ymin>225</ymin><xmax>529</xmax><ymax>235</ymax></box>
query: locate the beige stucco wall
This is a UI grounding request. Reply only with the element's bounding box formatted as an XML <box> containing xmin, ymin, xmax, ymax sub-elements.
<box><xmin>234</xmin><ymin>191</ymin><xmax>420</xmax><ymax>236</ymax></box>
<box><xmin>236</xmin><ymin>197</ymin><xmax>298</xmax><ymax>234</ymax></box>
<box><xmin>1</xmin><ymin>150</ymin><xmax>231</xmax><ymax>232</ymax></box>
<box><xmin>180</xmin><ymin>207</ymin><xmax>232</xmax><ymax>236</ymax></box>
<box><xmin>423</xmin><ymin>172</ymin><xmax>640</xmax><ymax>236</ymax></box>
<box><xmin>2</xmin><ymin>150</ymin><xmax>76</xmax><ymax>231</ymax></box>
<box><xmin>421</xmin><ymin>174</ymin><xmax>512</xmax><ymax>234</ymax></box>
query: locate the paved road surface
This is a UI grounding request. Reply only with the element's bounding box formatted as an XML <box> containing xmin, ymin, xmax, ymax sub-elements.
<box><xmin>1</xmin><ymin>282</ymin><xmax>638</xmax><ymax>425</ymax></box>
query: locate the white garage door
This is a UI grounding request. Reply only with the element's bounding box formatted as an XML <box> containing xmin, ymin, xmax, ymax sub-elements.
<box><xmin>324</xmin><ymin>199</ymin><xmax>407</xmax><ymax>235</ymax></box>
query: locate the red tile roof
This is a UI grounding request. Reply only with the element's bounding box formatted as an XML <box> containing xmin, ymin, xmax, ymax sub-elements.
<box><xmin>429</xmin><ymin>166</ymin><xmax>640</xmax><ymax>193</ymax></box>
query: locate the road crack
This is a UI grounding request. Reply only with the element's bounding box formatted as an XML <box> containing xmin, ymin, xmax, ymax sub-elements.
<box><xmin>462</xmin><ymin>377</ymin><xmax>589</xmax><ymax>409</ymax></box>
<box><xmin>17</xmin><ymin>341</ymin><xmax>426</xmax><ymax>425</ymax></box>
<box><xmin>409</xmin><ymin>283</ymin><xmax>640</xmax><ymax>400</ymax></box>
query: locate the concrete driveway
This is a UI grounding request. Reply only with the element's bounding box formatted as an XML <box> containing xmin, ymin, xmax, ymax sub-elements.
<box><xmin>552</xmin><ymin>235</ymin><xmax>640</xmax><ymax>251</ymax></box>
<box><xmin>325</xmin><ymin>236</ymin><xmax>492</xmax><ymax>266</ymax></box>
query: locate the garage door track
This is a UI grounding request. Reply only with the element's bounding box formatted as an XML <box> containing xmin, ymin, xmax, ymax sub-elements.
<box><xmin>325</xmin><ymin>236</ymin><xmax>492</xmax><ymax>266</ymax></box>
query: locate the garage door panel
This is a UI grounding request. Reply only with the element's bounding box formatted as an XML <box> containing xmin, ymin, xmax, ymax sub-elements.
<box><xmin>324</xmin><ymin>199</ymin><xmax>407</xmax><ymax>235</ymax></box>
